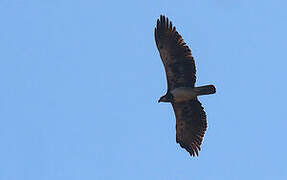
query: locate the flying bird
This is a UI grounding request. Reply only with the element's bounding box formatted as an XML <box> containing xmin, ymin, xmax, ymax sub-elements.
<box><xmin>155</xmin><ymin>15</ymin><xmax>216</xmax><ymax>157</ymax></box>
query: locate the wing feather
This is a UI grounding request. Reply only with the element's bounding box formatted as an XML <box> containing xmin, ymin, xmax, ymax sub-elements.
<box><xmin>172</xmin><ymin>98</ymin><xmax>207</xmax><ymax>157</ymax></box>
<box><xmin>155</xmin><ymin>15</ymin><xmax>196</xmax><ymax>90</ymax></box>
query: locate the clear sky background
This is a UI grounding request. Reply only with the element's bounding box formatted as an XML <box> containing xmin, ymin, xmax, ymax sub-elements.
<box><xmin>1</xmin><ymin>0</ymin><xmax>287</xmax><ymax>179</ymax></box>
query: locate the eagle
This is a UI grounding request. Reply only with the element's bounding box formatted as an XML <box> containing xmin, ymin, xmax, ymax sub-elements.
<box><xmin>155</xmin><ymin>15</ymin><xmax>216</xmax><ymax>157</ymax></box>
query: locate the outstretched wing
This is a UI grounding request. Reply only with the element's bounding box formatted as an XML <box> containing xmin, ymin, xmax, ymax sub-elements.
<box><xmin>172</xmin><ymin>98</ymin><xmax>207</xmax><ymax>156</ymax></box>
<box><xmin>155</xmin><ymin>15</ymin><xmax>196</xmax><ymax>90</ymax></box>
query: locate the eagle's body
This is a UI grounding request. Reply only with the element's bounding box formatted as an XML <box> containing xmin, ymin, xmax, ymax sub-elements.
<box><xmin>155</xmin><ymin>15</ymin><xmax>216</xmax><ymax>157</ymax></box>
<box><xmin>170</xmin><ymin>87</ymin><xmax>197</xmax><ymax>102</ymax></box>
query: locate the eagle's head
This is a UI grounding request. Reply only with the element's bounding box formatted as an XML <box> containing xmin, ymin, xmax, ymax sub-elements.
<box><xmin>158</xmin><ymin>92</ymin><xmax>174</xmax><ymax>103</ymax></box>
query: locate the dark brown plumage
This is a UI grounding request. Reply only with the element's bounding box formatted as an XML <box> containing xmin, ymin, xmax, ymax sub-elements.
<box><xmin>172</xmin><ymin>99</ymin><xmax>207</xmax><ymax>156</ymax></box>
<box><xmin>155</xmin><ymin>15</ymin><xmax>214</xmax><ymax>157</ymax></box>
<box><xmin>155</xmin><ymin>15</ymin><xmax>196</xmax><ymax>90</ymax></box>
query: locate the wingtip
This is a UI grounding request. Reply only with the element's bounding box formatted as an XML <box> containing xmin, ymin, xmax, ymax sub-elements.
<box><xmin>178</xmin><ymin>141</ymin><xmax>201</xmax><ymax>157</ymax></box>
<box><xmin>158</xmin><ymin>15</ymin><xmax>168</xmax><ymax>23</ymax></box>
<box><xmin>156</xmin><ymin>15</ymin><xmax>174</xmax><ymax>32</ymax></box>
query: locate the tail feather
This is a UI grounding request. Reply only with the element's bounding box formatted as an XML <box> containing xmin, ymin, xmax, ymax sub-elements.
<box><xmin>194</xmin><ymin>85</ymin><xmax>216</xmax><ymax>96</ymax></box>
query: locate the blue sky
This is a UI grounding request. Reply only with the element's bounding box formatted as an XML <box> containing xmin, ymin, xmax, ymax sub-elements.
<box><xmin>1</xmin><ymin>0</ymin><xmax>287</xmax><ymax>179</ymax></box>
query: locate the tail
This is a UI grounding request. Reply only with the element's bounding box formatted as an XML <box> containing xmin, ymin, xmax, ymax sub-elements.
<box><xmin>194</xmin><ymin>85</ymin><xmax>216</xmax><ymax>96</ymax></box>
